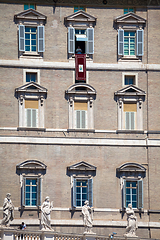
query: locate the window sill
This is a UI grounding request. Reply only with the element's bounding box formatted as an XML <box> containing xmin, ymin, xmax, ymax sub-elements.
<box><xmin>20</xmin><ymin>52</ymin><xmax>43</xmax><ymax>59</ymax></box>
<box><xmin>120</xmin><ymin>208</ymin><xmax>144</xmax><ymax>213</ymax></box>
<box><xmin>69</xmin><ymin>54</ymin><xmax>93</xmax><ymax>62</ymax></box>
<box><xmin>119</xmin><ymin>56</ymin><xmax>141</xmax><ymax>61</ymax></box>
<box><xmin>17</xmin><ymin>127</ymin><xmax>46</xmax><ymax>132</ymax></box>
<box><xmin>117</xmin><ymin>130</ymin><xmax>144</xmax><ymax>134</ymax></box>
<box><xmin>18</xmin><ymin>206</ymin><xmax>40</xmax><ymax>211</ymax></box>
<box><xmin>67</xmin><ymin>129</ymin><xmax>95</xmax><ymax>133</ymax></box>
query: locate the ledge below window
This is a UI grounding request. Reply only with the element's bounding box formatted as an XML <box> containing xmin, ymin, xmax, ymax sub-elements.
<box><xmin>116</xmin><ymin>130</ymin><xmax>144</xmax><ymax>134</ymax></box>
<box><xmin>17</xmin><ymin>127</ymin><xmax>46</xmax><ymax>132</ymax></box>
<box><xmin>67</xmin><ymin>129</ymin><xmax>95</xmax><ymax>133</ymax></box>
<box><xmin>18</xmin><ymin>206</ymin><xmax>41</xmax><ymax>211</ymax></box>
<box><xmin>119</xmin><ymin>56</ymin><xmax>141</xmax><ymax>61</ymax></box>
<box><xmin>20</xmin><ymin>52</ymin><xmax>43</xmax><ymax>59</ymax></box>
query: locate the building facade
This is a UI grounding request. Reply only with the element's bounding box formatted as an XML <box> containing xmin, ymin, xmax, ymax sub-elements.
<box><xmin>0</xmin><ymin>0</ymin><xmax>160</xmax><ymax>238</ymax></box>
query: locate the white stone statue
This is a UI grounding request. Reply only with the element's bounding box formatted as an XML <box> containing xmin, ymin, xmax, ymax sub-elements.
<box><xmin>82</xmin><ymin>200</ymin><xmax>95</xmax><ymax>234</ymax></box>
<box><xmin>41</xmin><ymin>196</ymin><xmax>53</xmax><ymax>231</ymax></box>
<box><xmin>1</xmin><ymin>193</ymin><xmax>14</xmax><ymax>227</ymax></box>
<box><xmin>124</xmin><ymin>203</ymin><xmax>138</xmax><ymax>237</ymax></box>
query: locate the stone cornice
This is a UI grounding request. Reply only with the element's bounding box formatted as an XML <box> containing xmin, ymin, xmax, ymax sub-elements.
<box><xmin>0</xmin><ymin>0</ymin><xmax>160</xmax><ymax>7</ymax></box>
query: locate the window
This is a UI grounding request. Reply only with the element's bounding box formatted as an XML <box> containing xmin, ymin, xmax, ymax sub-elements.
<box><xmin>115</xmin><ymin>85</ymin><xmax>146</xmax><ymax>131</ymax></box>
<box><xmin>23</xmin><ymin>69</ymin><xmax>40</xmax><ymax>84</ymax></box>
<box><xmin>16</xmin><ymin>160</ymin><xmax>47</xmax><ymax>208</ymax></box>
<box><xmin>124</xmin><ymin>8</ymin><xmax>135</xmax><ymax>14</ymax></box>
<box><xmin>15</xmin><ymin>82</ymin><xmax>47</xmax><ymax>129</ymax></box>
<box><xmin>125</xmin><ymin>76</ymin><xmax>135</xmax><ymax>85</ymax></box>
<box><xmin>67</xmin><ymin>161</ymin><xmax>96</xmax><ymax>208</ymax></box>
<box><xmin>122</xmin><ymin>72</ymin><xmax>137</xmax><ymax>86</ymax></box>
<box><xmin>15</xmin><ymin>9</ymin><xmax>46</xmax><ymax>57</ymax></box>
<box><xmin>73</xmin><ymin>178</ymin><xmax>93</xmax><ymax>207</ymax></box>
<box><xmin>116</xmin><ymin>163</ymin><xmax>146</xmax><ymax>210</ymax></box>
<box><xmin>74</xmin><ymin>6</ymin><xmax>85</xmax><ymax>12</ymax></box>
<box><xmin>65</xmin><ymin>84</ymin><xmax>96</xmax><ymax>130</ymax></box>
<box><xmin>114</xmin><ymin>13</ymin><xmax>146</xmax><ymax>60</ymax></box>
<box><xmin>65</xmin><ymin>11</ymin><xmax>96</xmax><ymax>58</ymax></box>
<box><xmin>24</xmin><ymin>4</ymin><xmax>36</xmax><ymax>10</ymax></box>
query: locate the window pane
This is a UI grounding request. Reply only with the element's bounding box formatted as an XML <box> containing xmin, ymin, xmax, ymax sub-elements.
<box><xmin>24</xmin><ymin>4</ymin><xmax>29</xmax><ymax>10</ymax></box>
<box><xmin>82</xmin><ymin>181</ymin><xmax>87</xmax><ymax>186</ymax></box>
<box><xmin>126</xmin><ymin>182</ymin><xmax>130</xmax><ymax>187</ymax></box>
<box><xmin>76</xmin><ymin>181</ymin><xmax>81</xmax><ymax>186</ymax></box>
<box><xmin>25</xmin><ymin>200</ymin><xmax>30</xmax><ymax>206</ymax></box>
<box><xmin>32</xmin><ymin>200</ymin><xmax>37</xmax><ymax>206</ymax></box>
<box><xmin>76</xmin><ymin>187</ymin><xmax>81</xmax><ymax>193</ymax></box>
<box><xmin>77</xmin><ymin>194</ymin><xmax>81</xmax><ymax>199</ymax></box>
<box><xmin>82</xmin><ymin>193</ymin><xmax>87</xmax><ymax>200</ymax></box>
<box><xmin>26</xmin><ymin>186</ymin><xmax>30</xmax><ymax>192</ymax></box>
<box><xmin>132</xmin><ymin>202</ymin><xmax>137</xmax><ymax>208</ymax></box>
<box><xmin>82</xmin><ymin>187</ymin><xmax>87</xmax><ymax>193</ymax></box>
<box><xmin>30</xmin><ymin>4</ymin><xmax>35</xmax><ymax>9</ymax></box>
<box><xmin>76</xmin><ymin>200</ymin><xmax>81</xmax><ymax>206</ymax></box>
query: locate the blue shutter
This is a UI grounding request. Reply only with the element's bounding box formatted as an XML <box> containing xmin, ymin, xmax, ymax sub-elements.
<box><xmin>137</xmin><ymin>180</ymin><xmax>143</xmax><ymax>209</ymax></box>
<box><xmin>73</xmin><ymin>178</ymin><xmax>77</xmax><ymax>207</ymax></box>
<box><xmin>19</xmin><ymin>25</ymin><xmax>25</xmax><ymax>51</ymax></box>
<box><xmin>88</xmin><ymin>179</ymin><xmax>93</xmax><ymax>207</ymax></box>
<box><xmin>38</xmin><ymin>26</ymin><xmax>45</xmax><ymax>52</ymax></box>
<box><xmin>137</xmin><ymin>29</ymin><xmax>144</xmax><ymax>56</ymax></box>
<box><xmin>68</xmin><ymin>27</ymin><xmax>75</xmax><ymax>54</ymax></box>
<box><xmin>118</xmin><ymin>29</ymin><xmax>124</xmax><ymax>55</ymax></box>
<box><xmin>37</xmin><ymin>178</ymin><xmax>41</xmax><ymax>206</ymax></box>
<box><xmin>86</xmin><ymin>28</ymin><xmax>94</xmax><ymax>54</ymax></box>
<box><xmin>123</xmin><ymin>179</ymin><xmax>126</xmax><ymax>209</ymax></box>
<box><xmin>22</xmin><ymin>177</ymin><xmax>26</xmax><ymax>206</ymax></box>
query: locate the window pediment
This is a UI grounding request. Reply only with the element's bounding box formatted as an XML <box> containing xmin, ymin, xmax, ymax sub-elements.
<box><xmin>16</xmin><ymin>160</ymin><xmax>47</xmax><ymax>170</ymax></box>
<box><xmin>66</xmin><ymin>83</ymin><xmax>96</xmax><ymax>95</ymax></box>
<box><xmin>15</xmin><ymin>9</ymin><xmax>47</xmax><ymax>24</ymax></box>
<box><xmin>68</xmin><ymin>161</ymin><xmax>96</xmax><ymax>171</ymax></box>
<box><xmin>114</xmin><ymin>12</ymin><xmax>146</xmax><ymax>26</ymax></box>
<box><xmin>117</xmin><ymin>163</ymin><xmax>146</xmax><ymax>173</ymax></box>
<box><xmin>65</xmin><ymin>10</ymin><xmax>96</xmax><ymax>27</ymax></box>
<box><xmin>115</xmin><ymin>85</ymin><xmax>146</xmax><ymax>97</ymax></box>
<box><xmin>16</xmin><ymin>82</ymin><xmax>48</xmax><ymax>95</ymax></box>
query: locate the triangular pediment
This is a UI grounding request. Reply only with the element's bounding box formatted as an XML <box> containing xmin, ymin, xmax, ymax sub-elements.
<box><xmin>114</xmin><ymin>12</ymin><xmax>146</xmax><ymax>25</ymax></box>
<box><xmin>16</xmin><ymin>160</ymin><xmax>47</xmax><ymax>170</ymax></box>
<box><xmin>16</xmin><ymin>82</ymin><xmax>48</xmax><ymax>94</ymax></box>
<box><xmin>15</xmin><ymin>9</ymin><xmax>47</xmax><ymax>22</ymax></box>
<box><xmin>115</xmin><ymin>85</ymin><xmax>146</xmax><ymax>96</ymax></box>
<box><xmin>65</xmin><ymin>10</ymin><xmax>96</xmax><ymax>26</ymax></box>
<box><xmin>68</xmin><ymin>161</ymin><xmax>96</xmax><ymax>171</ymax></box>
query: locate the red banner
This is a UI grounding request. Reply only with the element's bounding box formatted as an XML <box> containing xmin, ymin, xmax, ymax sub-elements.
<box><xmin>75</xmin><ymin>54</ymin><xmax>86</xmax><ymax>81</ymax></box>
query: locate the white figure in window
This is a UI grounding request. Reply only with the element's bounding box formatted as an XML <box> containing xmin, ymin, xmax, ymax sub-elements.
<box><xmin>124</xmin><ymin>203</ymin><xmax>138</xmax><ymax>237</ymax></box>
<box><xmin>1</xmin><ymin>193</ymin><xmax>14</xmax><ymax>227</ymax></box>
<box><xmin>41</xmin><ymin>196</ymin><xmax>53</xmax><ymax>231</ymax></box>
<box><xmin>82</xmin><ymin>200</ymin><xmax>95</xmax><ymax>234</ymax></box>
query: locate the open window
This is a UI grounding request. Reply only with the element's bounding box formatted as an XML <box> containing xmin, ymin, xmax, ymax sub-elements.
<box><xmin>116</xmin><ymin>163</ymin><xmax>146</xmax><ymax>209</ymax></box>
<box><xmin>67</xmin><ymin>161</ymin><xmax>96</xmax><ymax>208</ymax></box>
<box><xmin>65</xmin><ymin>10</ymin><xmax>96</xmax><ymax>59</ymax></box>
<box><xmin>114</xmin><ymin>12</ymin><xmax>146</xmax><ymax>60</ymax></box>
<box><xmin>65</xmin><ymin>83</ymin><xmax>96</xmax><ymax>130</ymax></box>
<box><xmin>115</xmin><ymin>85</ymin><xmax>146</xmax><ymax>131</ymax></box>
<box><xmin>16</xmin><ymin>160</ymin><xmax>47</xmax><ymax>208</ymax></box>
<box><xmin>15</xmin><ymin>9</ymin><xmax>47</xmax><ymax>58</ymax></box>
<box><xmin>15</xmin><ymin>82</ymin><xmax>47</xmax><ymax>129</ymax></box>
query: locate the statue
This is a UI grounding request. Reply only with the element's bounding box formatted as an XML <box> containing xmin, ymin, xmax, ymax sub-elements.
<box><xmin>124</xmin><ymin>203</ymin><xmax>138</xmax><ymax>237</ymax></box>
<box><xmin>1</xmin><ymin>193</ymin><xmax>14</xmax><ymax>227</ymax></box>
<box><xmin>82</xmin><ymin>200</ymin><xmax>95</xmax><ymax>234</ymax></box>
<box><xmin>41</xmin><ymin>196</ymin><xmax>53</xmax><ymax>231</ymax></box>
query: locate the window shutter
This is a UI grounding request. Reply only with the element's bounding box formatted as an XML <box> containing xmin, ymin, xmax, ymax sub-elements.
<box><xmin>19</xmin><ymin>25</ymin><xmax>25</xmax><ymax>51</ymax></box>
<box><xmin>137</xmin><ymin>29</ymin><xmax>143</xmax><ymax>56</ymax></box>
<box><xmin>123</xmin><ymin>179</ymin><xmax>126</xmax><ymax>209</ymax></box>
<box><xmin>37</xmin><ymin>178</ymin><xmax>41</xmax><ymax>206</ymax></box>
<box><xmin>26</xmin><ymin>109</ymin><xmax>32</xmax><ymax>127</ymax></box>
<box><xmin>68</xmin><ymin>27</ymin><xmax>75</xmax><ymax>54</ymax></box>
<box><xmin>73</xmin><ymin>178</ymin><xmax>77</xmax><ymax>207</ymax></box>
<box><xmin>38</xmin><ymin>26</ymin><xmax>45</xmax><ymax>52</ymax></box>
<box><xmin>125</xmin><ymin>112</ymin><xmax>130</xmax><ymax>130</ymax></box>
<box><xmin>118</xmin><ymin>29</ymin><xmax>124</xmax><ymax>55</ymax></box>
<box><xmin>32</xmin><ymin>109</ymin><xmax>37</xmax><ymax>128</ymax></box>
<box><xmin>76</xmin><ymin>110</ymin><xmax>81</xmax><ymax>128</ymax></box>
<box><xmin>22</xmin><ymin>177</ymin><xmax>26</xmax><ymax>206</ymax></box>
<box><xmin>88</xmin><ymin>178</ymin><xmax>93</xmax><ymax>207</ymax></box>
<box><xmin>138</xmin><ymin>180</ymin><xmax>143</xmax><ymax>209</ymax></box>
<box><xmin>81</xmin><ymin>111</ymin><xmax>86</xmax><ymax>129</ymax></box>
<box><xmin>131</xmin><ymin>112</ymin><xmax>135</xmax><ymax>130</ymax></box>
<box><xmin>86</xmin><ymin>28</ymin><xmax>94</xmax><ymax>54</ymax></box>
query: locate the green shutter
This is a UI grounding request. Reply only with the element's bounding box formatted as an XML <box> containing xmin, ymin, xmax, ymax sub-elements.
<box><xmin>68</xmin><ymin>27</ymin><xmax>75</xmax><ymax>54</ymax></box>
<box><xmin>19</xmin><ymin>25</ymin><xmax>25</xmax><ymax>51</ymax></box>
<box><xmin>123</xmin><ymin>179</ymin><xmax>126</xmax><ymax>209</ymax></box>
<box><xmin>88</xmin><ymin>179</ymin><xmax>93</xmax><ymax>207</ymax></box>
<box><xmin>118</xmin><ymin>29</ymin><xmax>124</xmax><ymax>55</ymax></box>
<box><xmin>138</xmin><ymin>180</ymin><xmax>143</xmax><ymax>209</ymax></box>
<box><xmin>38</xmin><ymin>26</ymin><xmax>45</xmax><ymax>52</ymax></box>
<box><xmin>73</xmin><ymin>178</ymin><xmax>77</xmax><ymax>207</ymax></box>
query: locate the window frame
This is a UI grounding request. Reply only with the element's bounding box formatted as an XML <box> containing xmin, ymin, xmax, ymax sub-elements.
<box><xmin>24</xmin><ymin>4</ymin><xmax>36</xmax><ymax>10</ymax></box>
<box><xmin>124</xmin><ymin>8</ymin><xmax>135</xmax><ymax>14</ymax></box>
<box><xmin>122</xmin><ymin>72</ymin><xmax>138</xmax><ymax>87</ymax></box>
<box><xmin>23</xmin><ymin>69</ymin><xmax>40</xmax><ymax>84</ymax></box>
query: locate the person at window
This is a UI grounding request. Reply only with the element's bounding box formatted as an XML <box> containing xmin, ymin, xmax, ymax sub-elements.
<box><xmin>41</xmin><ymin>196</ymin><xmax>53</xmax><ymax>231</ymax></box>
<box><xmin>1</xmin><ymin>193</ymin><xmax>14</xmax><ymax>227</ymax></box>
<box><xmin>19</xmin><ymin>222</ymin><xmax>26</xmax><ymax>230</ymax></box>
<box><xmin>82</xmin><ymin>200</ymin><xmax>95</xmax><ymax>234</ymax></box>
<box><xmin>76</xmin><ymin>46</ymin><xmax>82</xmax><ymax>54</ymax></box>
<box><xmin>124</xmin><ymin>203</ymin><xmax>138</xmax><ymax>237</ymax></box>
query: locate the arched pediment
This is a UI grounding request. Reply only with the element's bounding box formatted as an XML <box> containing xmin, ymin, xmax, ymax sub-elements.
<box><xmin>117</xmin><ymin>162</ymin><xmax>146</xmax><ymax>173</ymax></box>
<box><xmin>66</xmin><ymin>83</ymin><xmax>96</xmax><ymax>95</ymax></box>
<box><xmin>16</xmin><ymin>160</ymin><xmax>47</xmax><ymax>170</ymax></box>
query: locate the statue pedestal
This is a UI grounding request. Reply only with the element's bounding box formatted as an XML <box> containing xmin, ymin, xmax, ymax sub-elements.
<box><xmin>83</xmin><ymin>234</ymin><xmax>96</xmax><ymax>240</ymax></box>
